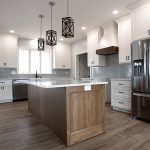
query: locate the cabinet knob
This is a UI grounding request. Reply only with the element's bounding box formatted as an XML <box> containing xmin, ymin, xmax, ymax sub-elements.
<box><xmin>3</xmin><ymin>62</ymin><xmax>7</xmax><ymax>66</ymax></box>
<box><xmin>118</xmin><ymin>102</ymin><xmax>124</xmax><ymax>104</ymax></box>
<box><xmin>119</xmin><ymin>83</ymin><xmax>124</xmax><ymax>85</ymax></box>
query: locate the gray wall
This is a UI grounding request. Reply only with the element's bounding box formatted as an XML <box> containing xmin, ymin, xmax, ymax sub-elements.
<box><xmin>91</xmin><ymin>54</ymin><xmax>132</xmax><ymax>102</ymax></box>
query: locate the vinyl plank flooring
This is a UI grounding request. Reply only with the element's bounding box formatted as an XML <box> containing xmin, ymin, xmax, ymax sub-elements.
<box><xmin>0</xmin><ymin>101</ymin><xmax>149</xmax><ymax>150</ymax></box>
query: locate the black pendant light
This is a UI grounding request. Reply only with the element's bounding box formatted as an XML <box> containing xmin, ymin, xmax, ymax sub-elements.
<box><xmin>38</xmin><ymin>15</ymin><xmax>45</xmax><ymax>51</ymax></box>
<box><xmin>46</xmin><ymin>1</ymin><xmax>57</xmax><ymax>46</ymax></box>
<box><xmin>62</xmin><ymin>0</ymin><xmax>74</xmax><ymax>38</ymax></box>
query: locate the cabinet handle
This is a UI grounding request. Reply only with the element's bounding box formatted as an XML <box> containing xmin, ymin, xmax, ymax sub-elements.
<box><xmin>119</xmin><ymin>83</ymin><xmax>124</xmax><ymax>85</ymax></box>
<box><xmin>126</xmin><ymin>56</ymin><xmax>127</xmax><ymax>60</ymax></box>
<box><xmin>3</xmin><ymin>62</ymin><xmax>7</xmax><ymax>66</ymax></box>
<box><xmin>119</xmin><ymin>91</ymin><xmax>124</xmax><ymax>94</ymax></box>
<box><xmin>128</xmin><ymin>56</ymin><xmax>130</xmax><ymax>60</ymax></box>
<box><xmin>118</xmin><ymin>102</ymin><xmax>124</xmax><ymax>104</ymax></box>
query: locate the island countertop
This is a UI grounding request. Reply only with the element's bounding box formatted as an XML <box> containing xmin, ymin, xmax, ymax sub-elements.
<box><xmin>24</xmin><ymin>79</ymin><xmax>108</xmax><ymax>88</ymax></box>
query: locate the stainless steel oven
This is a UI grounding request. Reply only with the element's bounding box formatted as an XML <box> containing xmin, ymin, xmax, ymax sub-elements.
<box><xmin>12</xmin><ymin>79</ymin><xmax>28</xmax><ymax>101</ymax></box>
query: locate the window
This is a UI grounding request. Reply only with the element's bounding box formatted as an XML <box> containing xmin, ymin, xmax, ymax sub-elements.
<box><xmin>19</xmin><ymin>49</ymin><xmax>29</xmax><ymax>74</ymax></box>
<box><xmin>19</xmin><ymin>48</ymin><xmax>52</xmax><ymax>74</ymax></box>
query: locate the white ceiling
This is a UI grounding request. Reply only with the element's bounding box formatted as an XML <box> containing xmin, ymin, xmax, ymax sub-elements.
<box><xmin>0</xmin><ymin>0</ymin><xmax>139</xmax><ymax>43</ymax></box>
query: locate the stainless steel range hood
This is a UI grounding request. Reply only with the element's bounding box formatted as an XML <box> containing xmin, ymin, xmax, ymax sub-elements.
<box><xmin>96</xmin><ymin>21</ymin><xmax>118</xmax><ymax>55</ymax></box>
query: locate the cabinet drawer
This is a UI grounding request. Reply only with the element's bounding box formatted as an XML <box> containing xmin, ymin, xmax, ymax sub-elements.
<box><xmin>111</xmin><ymin>88</ymin><xmax>131</xmax><ymax>96</ymax></box>
<box><xmin>111</xmin><ymin>80</ymin><xmax>131</xmax><ymax>88</ymax></box>
<box><xmin>111</xmin><ymin>96</ymin><xmax>131</xmax><ymax>110</ymax></box>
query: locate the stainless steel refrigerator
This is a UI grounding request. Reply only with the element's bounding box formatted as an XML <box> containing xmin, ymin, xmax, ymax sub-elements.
<box><xmin>131</xmin><ymin>38</ymin><xmax>150</xmax><ymax>121</ymax></box>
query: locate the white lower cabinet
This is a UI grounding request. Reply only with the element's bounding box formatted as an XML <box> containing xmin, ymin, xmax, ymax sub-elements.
<box><xmin>0</xmin><ymin>80</ymin><xmax>13</xmax><ymax>103</ymax></box>
<box><xmin>111</xmin><ymin>79</ymin><xmax>131</xmax><ymax>113</ymax></box>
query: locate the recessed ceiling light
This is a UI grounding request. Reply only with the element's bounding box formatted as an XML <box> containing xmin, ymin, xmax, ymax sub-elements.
<box><xmin>113</xmin><ymin>10</ymin><xmax>119</xmax><ymax>15</ymax></box>
<box><xmin>81</xmin><ymin>27</ymin><xmax>86</xmax><ymax>30</ymax></box>
<box><xmin>10</xmin><ymin>30</ymin><xmax>15</xmax><ymax>33</ymax></box>
<box><xmin>60</xmin><ymin>38</ymin><xmax>64</xmax><ymax>41</ymax></box>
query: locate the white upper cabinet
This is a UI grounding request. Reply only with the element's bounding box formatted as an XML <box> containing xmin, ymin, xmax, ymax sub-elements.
<box><xmin>53</xmin><ymin>42</ymin><xmax>71</xmax><ymax>69</ymax></box>
<box><xmin>72</xmin><ymin>39</ymin><xmax>87</xmax><ymax>55</ymax></box>
<box><xmin>0</xmin><ymin>34</ymin><xmax>18</xmax><ymax>68</ymax></box>
<box><xmin>87</xmin><ymin>29</ymin><xmax>106</xmax><ymax>67</ymax></box>
<box><xmin>131</xmin><ymin>3</ymin><xmax>150</xmax><ymax>41</ymax></box>
<box><xmin>117</xmin><ymin>15</ymin><xmax>132</xmax><ymax>64</ymax></box>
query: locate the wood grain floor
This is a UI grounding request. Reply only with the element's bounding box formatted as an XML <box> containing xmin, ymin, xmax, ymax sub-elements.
<box><xmin>0</xmin><ymin>101</ymin><xmax>149</xmax><ymax>150</ymax></box>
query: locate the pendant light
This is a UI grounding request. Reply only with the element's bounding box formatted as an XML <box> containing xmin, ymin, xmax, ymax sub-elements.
<box><xmin>38</xmin><ymin>15</ymin><xmax>45</xmax><ymax>51</ymax></box>
<box><xmin>46</xmin><ymin>1</ymin><xmax>57</xmax><ymax>46</ymax></box>
<box><xmin>62</xmin><ymin>0</ymin><xmax>74</xmax><ymax>38</ymax></box>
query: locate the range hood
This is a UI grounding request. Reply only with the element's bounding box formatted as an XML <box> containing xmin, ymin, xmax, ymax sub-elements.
<box><xmin>96</xmin><ymin>21</ymin><xmax>118</xmax><ymax>55</ymax></box>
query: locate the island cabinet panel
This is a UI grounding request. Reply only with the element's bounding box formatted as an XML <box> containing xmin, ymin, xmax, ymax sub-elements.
<box><xmin>66</xmin><ymin>85</ymin><xmax>105</xmax><ymax>145</ymax></box>
<box><xmin>28</xmin><ymin>84</ymin><xmax>106</xmax><ymax>146</ymax></box>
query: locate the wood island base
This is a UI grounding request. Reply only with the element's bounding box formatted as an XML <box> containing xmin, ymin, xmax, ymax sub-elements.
<box><xmin>28</xmin><ymin>84</ymin><xmax>106</xmax><ymax>146</ymax></box>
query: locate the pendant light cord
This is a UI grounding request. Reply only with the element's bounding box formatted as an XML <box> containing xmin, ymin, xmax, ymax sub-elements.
<box><xmin>51</xmin><ymin>3</ymin><xmax>52</xmax><ymax>30</ymax></box>
<box><xmin>67</xmin><ymin>0</ymin><xmax>69</xmax><ymax>17</ymax></box>
<box><xmin>40</xmin><ymin>17</ymin><xmax>42</xmax><ymax>38</ymax></box>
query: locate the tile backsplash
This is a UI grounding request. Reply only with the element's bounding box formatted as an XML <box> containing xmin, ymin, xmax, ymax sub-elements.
<box><xmin>0</xmin><ymin>68</ymin><xmax>71</xmax><ymax>79</ymax></box>
<box><xmin>91</xmin><ymin>54</ymin><xmax>132</xmax><ymax>79</ymax></box>
<box><xmin>91</xmin><ymin>54</ymin><xmax>132</xmax><ymax>102</ymax></box>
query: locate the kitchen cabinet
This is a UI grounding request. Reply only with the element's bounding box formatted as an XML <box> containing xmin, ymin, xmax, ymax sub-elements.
<box><xmin>87</xmin><ymin>29</ymin><xmax>106</xmax><ymax>67</ymax></box>
<box><xmin>111</xmin><ymin>79</ymin><xmax>131</xmax><ymax>113</ymax></box>
<box><xmin>53</xmin><ymin>42</ymin><xmax>71</xmax><ymax>69</ymax></box>
<box><xmin>117</xmin><ymin>15</ymin><xmax>132</xmax><ymax>64</ymax></box>
<box><xmin>28</xmin><ymin>84</ymin><xmax>106</xmax><ymax>146</ymax></box>
<box><xmin>72</xmin><ymin>39</ymin><xmax>87</xmax><ymax>55</ymax></box>
<box><xmin>0</xmin><ymin>80</ymin><xmax>13</xmax><ymax>103</ymax></box>
<box><xmin>131</xmin><ymin>3</ymin><xmax>150</xmax><ymax>41</ymax></box>
<box><xmin>0</xmin><ymin>35</ymin><xmax>18</xmax><ymax>68</ymax></box>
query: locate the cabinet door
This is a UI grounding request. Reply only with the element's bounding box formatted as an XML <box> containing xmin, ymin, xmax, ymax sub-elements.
<box><xmin>0</xmin><ymin>36</ymin><xmax>4</xmax><ymax>67</ymax></box>
<box><xmin>4</xmin><ymin>37</ymin><xmax>18</xmax><ymax>68</ymax></box>
<box><xmin>118</xmin><ymin>16</ymin><xmax>131</xmax><ymax>64</ymax></box>
<box><xmin>64</xmin><ymin>44</ymin><xmax>71</xmax><ymax>69</ymax></box>
<box><xmin>0</xmin><ymin>86</ymin><xmax>3</xmax><ymax>100</ymax></box>
<box><xmin>131</xmin><ymin>4</ymin><xmax>150</xmax><ymax>41</ymax></box>
<box><xmin>53</xmin><ymin>42</ymin><xmax>71</xmax><ymax>69</ymax></box>
<box><xmin>53</xmin><ymin>43</ymin><xmax>65</xmax><ymax>69</ymax></box>
<box><xmin>3</xmin><ymin>84</ymin><xmax>13</xmax><ymax>101</ymax></box>
<box><xmin>67</xmin><ymin>85</ymin><xmax>105</xmax><ymax>145</ymax></box>
<box><xmin>87</xmin><ymin>30</ymin><xmax>105</xmax><ymax>67</ymax></box>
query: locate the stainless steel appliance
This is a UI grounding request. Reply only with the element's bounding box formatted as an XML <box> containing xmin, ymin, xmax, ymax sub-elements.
<box><xmin>131</xmin><ymin>38</ymin><xmax>150</xmax><ymax>121</ymax></box>
<box><xmin>12</xmin><ymin>79</ymin><xmax>28</xmax><ymax>101</ymax></box>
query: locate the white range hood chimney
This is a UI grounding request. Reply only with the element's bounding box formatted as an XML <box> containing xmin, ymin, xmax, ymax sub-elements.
<box><xmin>96</xmin><ymin>21</ymin><xmax>118</xmax><ymax>55</ymax></box>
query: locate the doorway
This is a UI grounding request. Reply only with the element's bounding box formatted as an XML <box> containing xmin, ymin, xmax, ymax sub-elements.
<box><xmin>75</xmin><ymin>53</ymin><xmax>90</xmax><ymax>80</ymax></box>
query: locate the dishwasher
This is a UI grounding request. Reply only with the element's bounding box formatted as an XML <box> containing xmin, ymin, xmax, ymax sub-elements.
<box><xmin>12</xmin><ymin>79</ymin><xmax>28</xmax><ymax>101</ymax></box>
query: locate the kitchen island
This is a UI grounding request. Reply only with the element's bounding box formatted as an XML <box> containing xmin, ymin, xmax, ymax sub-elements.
<box><xmin>27</xmin><ymin>80</ymin><xmax>108</xmax><ymax>146</ymax></box>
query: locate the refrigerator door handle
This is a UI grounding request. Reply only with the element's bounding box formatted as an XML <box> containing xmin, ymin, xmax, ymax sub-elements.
<box><xmin>133</xmin><ymin>93</ymin><xmax>150</xmax><ymax>98</ymax></box>
<box><xmin>144</xmin><ymin>42</ymin><xmax>149</xmax><ymax>90</ymax></box>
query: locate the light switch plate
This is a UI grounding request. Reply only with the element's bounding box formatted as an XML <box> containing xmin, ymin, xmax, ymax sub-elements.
<box><xmin>84</xmin><ymin>85</ymin><xmax>91</xmax><ymax>91</ymax></box>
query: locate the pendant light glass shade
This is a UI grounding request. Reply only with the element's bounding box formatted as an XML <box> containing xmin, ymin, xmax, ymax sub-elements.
<box><xmin>62</xmin><ymin>0</ymin><xmax>74</xmax><ymax>38</ymax></box>
<box><xmin>46</xmin><ymin>2</ymin><xmax>57</xmax><ymax>46</ymax></box>
<box><xmin>38</xmin><ymin>15</ymin><xmax>45</xmax><ymax>51</ymax></box>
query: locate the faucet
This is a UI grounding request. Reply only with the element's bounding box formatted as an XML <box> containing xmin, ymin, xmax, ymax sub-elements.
<box><xmin>35</xmin><ymin>70</ymin><xmax>39</xmax><ymax>78</ymax></box>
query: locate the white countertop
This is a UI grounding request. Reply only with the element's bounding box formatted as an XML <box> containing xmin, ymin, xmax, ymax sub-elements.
<box><xmin>23</xmin><ymin>79</ymin><xmax>108</xmax><ymax>88</ymax></box>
